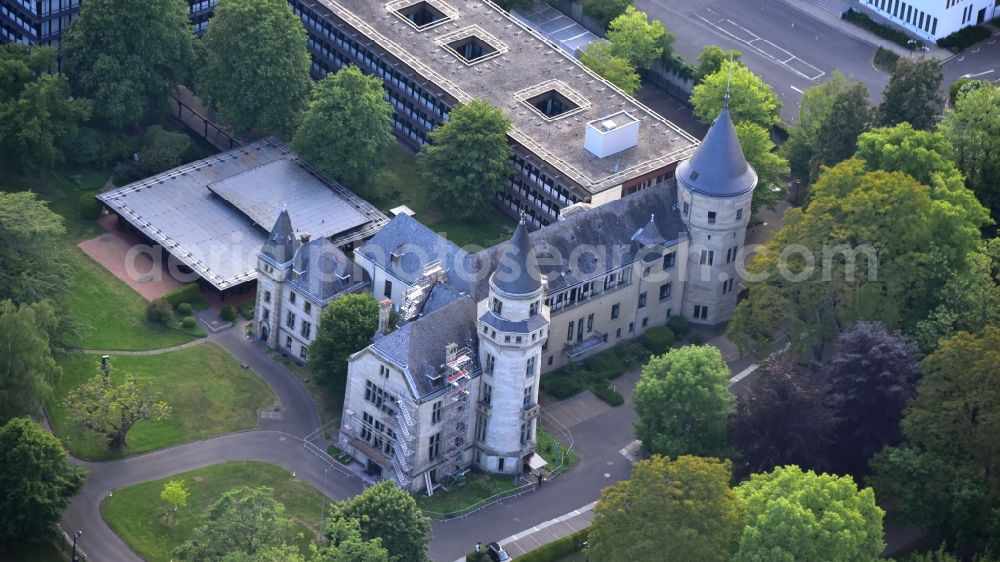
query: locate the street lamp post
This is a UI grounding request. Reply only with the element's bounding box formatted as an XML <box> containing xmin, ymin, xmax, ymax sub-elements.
<box><xmin>70</xmin><ymin>530</ymin><xmax>83</xmax><ymax>562</ymax></box>
<box><xmin>321</xmin><ymin>467</ymin><xmax>329</xmax><ymax>532</ymax></box>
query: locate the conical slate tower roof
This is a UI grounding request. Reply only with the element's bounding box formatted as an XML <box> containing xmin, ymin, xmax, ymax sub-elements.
<box><xmin>676</xmin><ymin>107</ymin><xmax>757</xmax><ymax>197</ymax></box>
<box><xmin>631</xmin><ymin>214</ymin><xmax>666</xmax><ymax>247</ymax></box>
<box><xmin>491</xmin><ymin>217</ymin><xmax>542</xmax><ymax>296</ymax></box>
<box><xmin>261</xmin><ymin>208</ymin><xmax>297</xmax><ymax>264</ymax></box>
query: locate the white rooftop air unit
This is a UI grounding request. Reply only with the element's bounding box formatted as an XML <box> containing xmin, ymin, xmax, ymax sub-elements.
<box><xmin>584</xmin><ymin>111</ymin><xmax>640</xmax><ymax>158</ymax></box>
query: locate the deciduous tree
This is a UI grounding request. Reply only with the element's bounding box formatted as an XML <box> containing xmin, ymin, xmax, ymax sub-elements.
<box><xmin>734</xmin><ymin>466</ymin><xmax>884</xmax><ymax>562</ymax></box>
<box><xmin>784</xmin><ymin>71</ymin><xmax>852</xmax><ymax>183</ymax></box>
<box><xmin>823</xmin><ymin>321</ymin><xmax>921</xmax><ymax>476</ymax></box>
<box><xmin>607</xmin><ymin>7</ymin><xmax>666</xmax><ymax>70</ymax></box>
<box><xmin>695</xmin><ymin>46</ymin><xmax>742</xmax><ymax>82</ymax></box>
<box><xmin>634</xmin><ymin>346</ymin><xmax>734</xmax><ymax>458</ymax></box>
<box><xmin>418</xmin><ymin>100</ymin><xmax>513</xmax><ymax>221</ymax></box>
<box><xmin>939</xmin><ymin>83</ymin><xmax>1000</xmax><ymax>220</ymax></box>
<box><xmin>199</xmin><ymin>0</ymin><xmax>312</xmax><ymax>137</ymax></box>
<box><xmin>808</xmin><ymin>81</ymin><xmax>870</xmax><ymax>183</ymax></box>
<box><xmin>734</xmin><ymin>121</ymin><xmax>788</xmax><ymax>212</ymax></box>
<box><xmin>62</xmin><ymin>0</ymin><xmax>193</xmax><ymax>128</ymax></box>
<box><xmin>317</xmin><ymin>518</ymin><xmax>390</xmax><ymax>562</ymax></box>
<box><xmin>579</xmin><ymin>42</ymin><xmax>641</xmax><ymax>95</ymax></box>
<box><xmin>0</xmin><ymin>300</ymin><xmax>59</xmax><ymax>424</ymax></box>
<box><xmin>328</xmin><ymin>480</ymin><xmax>431</xmax><ymax>562</ymax></box>
<box><xmin>66</xmin><ymin>358</ymin><xmax>172</xmax><ymax>450</ymax></box>
<box><xmin>589</xmin><ymin>455</ymin><xmax>743</xmax><ymax>562</ymax></box>
<box><xmin>161</xmin><ymin>479</ymin><xmax>189</xmax><ymax>524</ymax></box>
<box><xmin>292</xmin><ymin>66</ymin><xmax>395</xmax><ymax>189</ymax></box>
<box><xmin>309</xmin><ymin>293</ymin><xmax>379</xmax><ymax>391</ymax></box>
<box><xmin>692</xmin><ymin>60</ymin><xmax>781</xmax><ymax>127</ymax></box>
<box><xmin>0</xmin><ymin>418</ymin><xmax>86</xmax><ymax>543</ymax></box>
<box><xmin>174</xmin><ymin>486</ymin><xmax>290</xmax><ymax>561</ymax></box>
<box><xmin>877</xmin><ymin>57</ymin><xmax>944</xmax><ymax>131</ymax></box>
<box><xmin>731</xmin><ymin>355</ymin><xmax>834</xmax><ymax>477</ymax></box>
<box><xmin>0</xmin><ymin>45</ymin><xmax>92</xmax><ymax>171</ymax></box>
<box><xmin>0</xmin><ymin>192</ymin><xmax>70</xmax><ymax>307</ymax></box>
<box><xmin>582</xmin><ymin>0</ymin><xmax>633</xmax><ymax>29</ymax></box>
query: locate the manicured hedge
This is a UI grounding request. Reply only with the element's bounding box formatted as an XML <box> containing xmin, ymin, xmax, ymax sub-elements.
<box><xmin>590</xmin><ymin>383</ymin><xmax>625</xmax><ymax>406</ymax></box>
<box><xmin>220</xmin><ymin>305</ymin><xmax>236</xmax><ymax>322</ymax></box>
<box><xmin>518</xmin><ymin>529</ymin><xmax>589</xmax><ymax>562</ymax></box>
<box><xmin>667</xmin><ymin>315</ymin><xmax>689</xmax><ymax>338</ymax></box>
<box><xmin>164</xmin><ymin>283</ymin><xmax>201</xmax><ymax>306</ymax></box>
<box><xmin>873</xmin><ymin>46</ymin><xmax>899</xmax><ymax>72</ymax></box>
<box><xmin>842</xmin><ymin>9</ymin><xmax>913</xmax><ymax>48</ymax></box>
<box><xmin>937</xmin><ymin>25</ymin><xmax>990</xmax><ymax>52</ymax></box>
<box><xmin>177</xmin><ymin>302</ymin><xmax>193</xmax><ymax>315</ymax></box>
<box><xmin>540</xmin><ymin>341</ymin><xmax>649</xmax><ymax>405</ymax></box>
<box><xmin>641</xmin><ymin>326</ymin><xmax>674</xmax><ymax>354</ymax></box>
<box><xmin>181</xmin><ymin>316</ymin><xmax>196</xmax><ymax>329</ymax></box>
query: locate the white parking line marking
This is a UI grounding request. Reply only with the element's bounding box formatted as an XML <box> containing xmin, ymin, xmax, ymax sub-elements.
<box><xmin>790</xmin><ymin>85</ymin><xmax>804</xmax><ymax>93</ymax></box>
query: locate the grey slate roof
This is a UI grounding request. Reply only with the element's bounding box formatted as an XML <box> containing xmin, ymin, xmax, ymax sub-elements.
<box><xmin>371</xmin><ymin>296</ymin><xmax>478</xmax><ymax>400</ymax></box>
<box><xmin>419</xmin><ymin>283</ymin><xmax>465</xmax><ymax>317</ymax></box>
<box><xmin>287</xmin><ymin>237</ymin><xmax>369</xmax><ymax>303</ymax></box>
<box><xmin>262</xmin><ymin>209</ymin><xmax>298</xmax><ymax>265</ymax></box>
<box><xmin>467</xmin><ymin>181</ymin><xmax>688</xmax><ymax>298</ymax></box>
<box><xmin>359</xmin><ymin>214</ymin><xmax>468</xmax><ymax>284</ymax></box>
<box><xmin>631</xmin><ymin>214</ymin><xmax>666</xmax><ymax>248</ymax></box>
<box><xmin>491</xmin><ymin>218</ymin><xmax>543</xmax><ymax>296</ymax></box>
<box><xmin>675</xmin><ymin>107</ymin><xmax>757</xmax><ymax>198</ymax></box>
<box><xmin>479</xmin><ymin>310</ymin><xmax>549</xmax><ymax>334</ymax></box>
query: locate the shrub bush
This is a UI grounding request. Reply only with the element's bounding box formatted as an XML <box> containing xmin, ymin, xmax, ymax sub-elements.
<box><xmin>177</xmin><ymin>302</ymin><xmax>193</xmax><ymax>315</ymax></box>
<box><xmin>63</xmin><ymin>127</ymin><xmax>102</xmax><ymax>165</ymax></box>
<box><xmin>842</xmin><ymin>9</ymin><xmax>913</xmax><ymax>48</ymax></box>
<box><xmin>688</xmin><ymin>334</ymin><xmax>704</xmax><ymax>345</ymax></box>
<box><xmin>465</xmin><ymin>550</ymin><xmax>489</xmax><ymax>562</ymax></box>
<box><xmin>641</xmin><ymin>326</ymin><xmax>675</xmax><ymax>354</ymax></box>
<box><xmin>181</xmin><ymin>316</ymin><xmax>196</xmax><ymax>329</ymax></box>
<box><xmin>143</xmin><ymin>125</ymin><xmax>193</xmax><ymax>155</ymax></box>
<box><xmin>667</xmin><ymin>315</ymin><xmax>689</xmax><ymax>338</ymax></box>
<box><xmin>146</xmin><ymin>298</ymin><xmax>173</xmax><ymax>325</ymax></box>
<box><xmin>78</xmin><ymin>192</ymin><xmax>103</xmax><ymax>220</ymax></box>
<box><xmin>164</xmin><ymin>283</ymin><xmax>201</xmax><ymax>307</ymax></box>
<box><xmin>239</xmin><ymin>303</ymin><xmax>255</xmax><ymax>320</ymax></box>
<box><xmin>540</xmin><ymin>364</ymin><xmax>589</xmax><ymax>399</ymax></box>
<box><xmin>220</xmin><ymin>305</ymin><xmax>237</xmax><ymax>322</ymax></box>
<box><xmin>96</xmin><ymin>129</ymin><xmax>142</xmax><ymax>168</ymax></box>
<box><xmin>937</xmin><ymin>25</ymin><xmax>990</xmax><ymax>52</ymax></box>
<box><xmin>589</xmin><ymin>383</ymin><xmax>625</xmax><ymax>406</ymax></box>
<box><xmin>518</xmin><ymin>529</ymin><xmax>589</xmax><ymax>562</ymax></box>
<box><xmin>873</xmin><ymin>46</ymin><xmax>899</xmax><ymax>72</ymax></box>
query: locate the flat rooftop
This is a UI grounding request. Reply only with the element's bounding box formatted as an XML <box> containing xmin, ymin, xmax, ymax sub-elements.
<box><xmin>98</xmin><ymin>138</ymin><xmax>387</xmax><ymax>291</ymax></box>
<box><xmin>308</xmin><ymin>0</ymin><xmax>699</xmax><ymax>194</ymax></box>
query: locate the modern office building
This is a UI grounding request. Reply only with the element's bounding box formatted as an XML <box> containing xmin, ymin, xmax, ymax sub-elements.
<box><xmin>859</xmin><ymin>0</ymin><xmax>997</xmax><ymax>41</ymax></box>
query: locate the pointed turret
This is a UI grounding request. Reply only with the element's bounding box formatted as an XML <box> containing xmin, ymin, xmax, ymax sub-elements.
<box><xmin>676</xmin><ymin>107</ymin><xmax>757</xmax><ymax>197</ymax></box>
<box><xmin>491</xmin><ymin>216</ymin><xmax>542</xmax><ymax>296</ymax></box>
<box><xmin>261</xmin><ymin>209</ymin><xmax>297</xmax><ymax>264</ymax></box>
<box><xmin>632</xmin><ymin>214</ymin><xmax>666</xmax><ymax>247</ymax></box>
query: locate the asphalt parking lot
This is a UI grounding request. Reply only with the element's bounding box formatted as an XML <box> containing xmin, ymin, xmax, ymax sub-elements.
<box><xmin>942</xmin><ymin>26</ymin><xmax>1000</xmax><ymax>92</ymax></box>
<box><xmin>636</xmin><ymin>0</ymin><xmax>890</xmax><ymax>123</ymax></box>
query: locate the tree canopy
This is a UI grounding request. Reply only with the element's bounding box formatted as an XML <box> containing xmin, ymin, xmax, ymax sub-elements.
<box><xmin>823</xmin><ymin>321</ymin><xmax>921</xmax><ymax>476</ymax></box>
<box><xmin>691</xmin><ymin>60</ymin><xmax>781</xmax><ymax>127</ymax></box>
<box><xmin>731</xmin><ymin>355</ymin><xmax>834</xmax><ymax>477</ymax></box>
<box><xmin>0</xmin><ymin>418</ymin><xmax>86</xmax><ymax>543</ymax></box>
<box><xmin>579</xmin><ymin>41</ymin><xmax>641</xmax><ymax>96</ymax></box>
<box><xmin>607</xmin><ymin>7</ymin><xmax>666</xmax><ymax>70</ymax></box>
<box><xmin>418</xmin><ymin>100</ymin><xmax>513</xmax><ymax>221</ymax></box>
<box><xmin>175</xmin><ymin>486</ymin><xmax>290</xmax><ymax>561</ymax></box>
<box><xmin>808</xmin><ymin>80</ymin><xmax>870</xmax><ymax>184</ymax></box>
<box><xmin>734</xmin><ymin>121</ymin><xmax>788</xmax><ymax>212</ymax></box>
<box><xmin>634</xmin><ymin>346</ymin><xmax>734</xmax><ymax>458</ymax></box>
<box><xmin>309</xmin><ymin>293</ymin><xmax>379</xmax><ymax>391</ymax></box>
<box><xmin>582</xmin><ymin>0</ymin><xmax>634</xmax><ymax>29</ymax></box>
<box><xmin>199</xmin><ymin>0</ymin><xmax>312</xmax><ymax>137</ymax></box>
<box><xmin>66</xmin><ymin>358</ymin><xmax>172</xmax><ymax>450</ymax></box>
<box><xmin>727</xmin><ymin>157</ymin><xmax>988</xmax><ymax>360</ymax></box>
<box><xmin>877</xmin><ymin>57</ymin><xmax>944</xmax><ymax>131</ymax></box>
<box><xmin>63</xmin><ymin>0</ymin><xmax>193</xmax><ymax>128</ymax></box>
<box><xmin>0</xmin><ymin>192</ymin><xmax>70</xmax><ymax>308</ymax></box>
<box><xmin>589</xmin><ymin>455</ymin><xmax>743</xmax><ymax>562</ymax></box>
<box><xmin>695</xmin><ymin>46</ymin><xmax>743</xmax><ymax>82</ymax></box>
<box><xmin>292</xmin><ymin>66</ymin><xmax>395</xmax><ymax>189</ymax></box>
<box><xmin>735</xmin><ymin>466</ymin><xmax>884</xmax><ymax>561</ymax></box>
<box><xmin>0</xmin><ymin>300</ymin><xmax>59</xmax><ymax>424</ymax></box>
<box><xmin>317</xmin><ymin>518</ymin><xmax>390</xmax><ymax>562</ymax></box>
<box><xmin>784</xmin><ymin>71</ymin><xmax>854</xmax><ymax>184</ymax></box>
<box><xmin>328</xmin><ymin>480</ymin><xmax>431</xmax><ymax>562</ymax></box>
<box><xmin>939</xmin><ymin>83</ymin><xmax>1000</xmax><ymax>220</ymax></box>
<box><xmin>0</xmin><ymin>45</ymin><xmax>92</xmax><ymax>172</ymax></box>
<box><xmin>870</xmin><ymin>327</ymin><xmax>1000</xmax><ymax>551</ymax></box>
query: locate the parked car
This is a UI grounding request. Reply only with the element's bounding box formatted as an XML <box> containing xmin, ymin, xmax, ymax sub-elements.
<box><xmin>487</xmin><ymin>542</ymin><xmax>511</xmax><ymax>561</ymax></box>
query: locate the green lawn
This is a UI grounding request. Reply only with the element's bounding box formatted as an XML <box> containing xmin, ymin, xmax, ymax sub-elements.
<box><xmin>63</xmin><ymin>248</ymin><xmax>202</xmax><ymax>351</ymax></box>
<box><xmin>101</xmin><ymin>461</ymin><xmax>326</xmax><ymax>562</ymax></box>
<box><xmin>369</xmin><ymin>144</ymin><xmax>515</xmax><ymax>249</ymax></box>
<box><xmin>415</xmin><ymin>470</ymin><xmax>524</xmax><ymax>517</ymax></box>
<box><xmin>48</xmin><ymin>343</ymin><xmax>275</xmax><ymax>460</ymax></box>
<box><xmin>0</xmin><ymin>540</ymin><xmax>67</xmax><ymax>562</ymax></box>
<box><xmin>0</xmin><ymin>162</ymin><xmax>112</xmax><ymax>242</ymax></box>
<box><xmin>537</xmin><ymin>427</ymin><xmax>580</xmax><ymax>477</ymax></box>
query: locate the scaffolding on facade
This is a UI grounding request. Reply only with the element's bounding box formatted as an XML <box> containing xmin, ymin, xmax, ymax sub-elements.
<box><xmin>398</xmin><ymin>259</ymin><xmax>444</xmax><ymax>321</ymax></box>
<box><xmin>428</xmin><ymin>343</ymin><xmax>474</xmax><ymax>494</ymax></box>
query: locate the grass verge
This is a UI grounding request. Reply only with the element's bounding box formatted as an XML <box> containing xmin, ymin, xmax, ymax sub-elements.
<box><xmin>367</xmin><ymin>144</ymin><xmax>514</xmax><ymax>249</ymax></box>
<box><xmin>101</xmin><ymin>461</ymin><xmax>326</xmax><ymax>562</ymax></box>
<box><xmin>537</xmin><ymin>426</ymin><xmax>579</xmax><ymax>477</ymax></box>
<box><xmin>64</xmin><ymin>248</ymin><xmax>201</xmax><ymax>351</ymax></box>
<box><xmin>415</xmin><ymin>471</ymin><xmax>524</xmax><ymax>517</ymax></box>
<box><xmin>48</xmin><ymin>343</ymin><xmax>274</xmax><ymax>460</ymax></box>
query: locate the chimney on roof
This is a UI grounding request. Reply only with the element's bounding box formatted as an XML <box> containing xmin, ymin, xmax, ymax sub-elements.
<box><xmin>299</xmin><ymin>232</ymin><xmax>311</xmax><ymax>243</ymax></box>
<box><xmin>378</xmin><ymin>298</ymin><xmax>393</xmax><ymax>335</ymax></box>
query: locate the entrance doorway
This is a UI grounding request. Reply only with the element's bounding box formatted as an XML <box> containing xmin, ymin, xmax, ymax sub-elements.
<box><xmin>366</xmin><ymin>459</ymin><xmax>383</xmax><ymax>477</ymax></box>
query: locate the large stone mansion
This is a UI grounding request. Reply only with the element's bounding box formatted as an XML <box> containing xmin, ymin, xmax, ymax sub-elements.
<box><xmin>253</xmin><ymin>107</ymin><xmax>757</xmax><ymax>492</ymax></box>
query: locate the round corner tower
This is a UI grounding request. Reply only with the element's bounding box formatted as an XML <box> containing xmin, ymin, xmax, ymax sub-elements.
<box><xmin>475</xmin><ymin>218</ymin><xmax>549</xmax><ymax>475</ymax></box>
<box><xmin>676</xmin><ymin>107</ymin><xmax>757</xmax><ymax>325</ymax></box>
